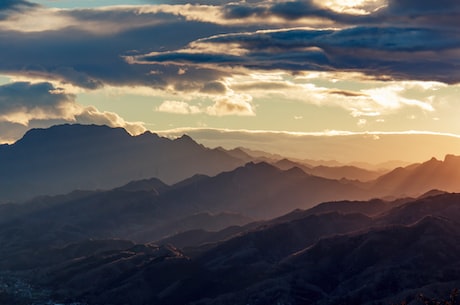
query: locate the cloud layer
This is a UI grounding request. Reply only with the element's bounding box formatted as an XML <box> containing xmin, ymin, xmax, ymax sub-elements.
<box><xmin>0</xmin><ymin>0</ymin><xmax>458</xmax><ymax>144</ymax></box>
<box><xmin>158</xmin><ymin>127</ymin><xmax>460</xmax><ymax>164</ymax></box>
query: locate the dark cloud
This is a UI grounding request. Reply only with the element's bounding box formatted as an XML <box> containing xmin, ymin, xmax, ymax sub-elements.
<box><xmin>0</xmin><ymin>7</ymin><xmax>244</xmax><ymax>92</ymax></box>
<box><xmin>0</xmin><ymin>0</ymin><xmax>37</xmax><ymax>19</ymax></box>
<box><xmin>143</xmin><ymin>0</ymin><xmax>263</xmax><ymax>4</ymax></box>
<box><xmin>268</xmin><ymin>1</ymin><xmax>334</xmax><ymax>20</ymax></box>
<box><xmin>0</xmin><ymin>82</ymin><xmax>73</xmax><ymax>114</ymax></box>
<box><xmin>0</xmin><ymin>81</ymin><xmax>145</xmax><ymax>138</ymax></box>
<box><xmin>0</xmin><ymin>0</ymin><xmax>36</xmax><ymax>10</ymax></box>
<box><xmin>222</xmin><ymin>3</ymin><xmax>267</xmax><ymax>19</ymax></box>
<box><xmin>136</xmin><ymin>26</ymin><xmax>460</xmax><ymax>83</ymax></box>
<box><xmin>201</xmin><ymin>81</ymin><xmax>227</xmax><ymax>94</ymax></box>
<box><xmin>139</xmin><ymin>52</ymin><xmax>242</xmax><ymax>64</ymax></box>
<box><xmin>386</xmin><ymin>0</ymin><xmax>460</xmax><ymax>14</ymax></box>
<box><xmin>329</xmin><ymin>90</ymin><xmax>367</xmax><ymax>97</ymax></box>
<box><xmin>0</xmin><ymin>0</ymin><xmax>458</xmax><ymax>97</ymax></box>
<box><xmin>220</xmin><ymin>0</ymin><xmax>460</xmax><ymax>28</ymax></box>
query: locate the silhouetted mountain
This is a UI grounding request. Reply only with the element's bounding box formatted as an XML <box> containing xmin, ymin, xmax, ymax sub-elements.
<box><xmin>30</xmin><ymin>193</ymin><xmax>460</xmax><ymax>305</ymax></box>
<box><xmin>237</xmin><ymin>147</ymin><xmax>285</xmax><ymax>162</ymax></box>
<box><xmin>309</xmin><ymin>165</ymin><xmax>384</xmax><ymax>181</ymax></box>
<box><xmin>160</xmin><ymin>161</ymin><xmax>370</xmax><ymax>219</ymax></box>
<box><xmin>216</xmin><ymin>147</ymin><xmax>254</xmax><ymax>162</ymax></box>
<box><xmin>43</xmin><ymin>243</ymin><xmax>191</xmax><ymax>305</ymax></box>
<box><xmin>270</xmin><ymin>216</ymin><xmax>460</xmax><ymax>305</ymax></box>
<box><xmin>154</xmin><ymin>196</ymin><xmax>413</xmax><ymax>251</ymax></box>
<box><xmin>114</xmin><ymin>177</ymin><xmax>170</xmax><ymax>193</ymax></box>
<box><xmin>0</xmin><ymin>124</ymin><xmax>246</xmax><ymax>202</ymax></box>
<box><xmin>131</xmin><ymin>212</ymin><xmax>253</xmax><ymax>242</ymax></box>
<box><xmin>273</xmin><ymin>158</ymin><xmax>385</xmax><ymax>181</ymax></box>
<box><xmin>372</xmin><ymin>155</ymin><xmax>460</xmax><ymax>197</ymax></box>
<box><xmin>378</xmin><ymin>192</ymin><xmax>460</xmax><ymax>226</ymax></box>
<box><xmin>273</xmin><ymin>158</ymin><xmax>312</xmax><ymax>172</ymax></box>
<box><xmin>0</xmin><ymin>161</ymin><xmax>371</xmax><ymax>266</ymax></box>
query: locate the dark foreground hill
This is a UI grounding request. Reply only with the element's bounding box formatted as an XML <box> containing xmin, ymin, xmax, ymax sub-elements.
<box><xmin>1</xmin><ymin>192</ymin><xmax>459</xmax><ymax>305</ymax></box>
<box><xmin>0</xmin><ymin>124</ymin><xmax>246</xmax><ymax>202</ymax></box>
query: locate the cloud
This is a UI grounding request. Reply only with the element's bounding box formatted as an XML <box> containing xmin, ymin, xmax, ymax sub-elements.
<box><xmin>157</xmin><ymin>100</ymin><xmax>201</xmax><ymax>114</ymax></box>
<box><xmin>156</xmin><ymin>93</ymin><xmax>255</xmax><ymax>116</ymax></box>
<box><xmin>361</xmin><ymin>84</ymin><xmax>434</xmax><ymax>112</ymax></box>
<box><xmin>0</xmin><ymin>81</ymin><xmax>145</xmax><ymax>141</ymax></box>
<box><xmin>74</xmin><ymin>106</ymin><xmax>146</xmax><ymax>135</ymax></box>
<box><xmin>385</xmin><ymin>0</ymin><xmax>460</xmax><ymax>14</ymax></box>
<box><xmin>157</xmin><ymin>127</ymin><xmax>460</xmax><ymax>164</ymax></box>
<box><xmin>0</xmin><ymin>0</ymin><xmax>37</xmax><ymax>20</ymax></box>
<box><xmin>219</xmin><ymin>0</ymin><xmax>460</xmax><ymax>27</ymax></box>
<box><xmin>0</xmin><ymin>82</ymin><xmax>75</xmax><ymax>124</ymax></box>
<box><xmin>201</xmin><ymin>81</ymin><xmax>228</xmax><ymax>94</ymax></box>
<box><xmin>135</xmin><ymin>26</ymin><xmax>460</xmax><ymax>84</ymax></box>
<box><xmin>1</xmin><ymin>0</ymin><xmax>458</xmax><ymax>97</ymax></box>
<box><xmin>207</xmin><ymin>94</ymin><xmax>255</xmax><ymax>116</ymax></box>
<box><xmin>0</xmin><ymin>5</ymin><xmax>235</xmax><ymax>92</ymax></box>
<box><xmin>0</xmin><ymin>0</ymin><xmax>457</xmax><ymax>142</ymax></box>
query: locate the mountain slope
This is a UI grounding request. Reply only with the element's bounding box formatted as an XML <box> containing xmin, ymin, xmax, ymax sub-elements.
<box><xmin>160</xmin><ymin>162</ymin><xmax>371</xmax><ymax>219</ymax></box>
<box><xmin>0</xmin><ymin>161</ymin><xmax>371</xmax><ymax>261</ymax></box>
<box><xmin>373</xmin><ymin>155</ymin><xmax>460</xmax><ymax>196</ymax></box>
<box><xmin>33</xmin><ymin>193</ymin><xmax>460</xmax><ymax>305</ymax></box>
<box><xmin>273</xmin><ymin>158</ymin><xmax>384</xmax><ymax>181</ymax></box>
<box><xmin>0</xmin><ymin>124</ymin><xmax>245</xmax><ymax>202</ymax></box>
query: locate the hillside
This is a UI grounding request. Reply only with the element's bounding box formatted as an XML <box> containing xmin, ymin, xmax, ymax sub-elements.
<box><xmin>0</xmin><ymin>124</ymin><xmax>245</xmax><ymax>202</ymax></box>
<box><xmin>24</xmin><ymin>192</ymin><xmax>460</xmax><ymax>305</ymax></box>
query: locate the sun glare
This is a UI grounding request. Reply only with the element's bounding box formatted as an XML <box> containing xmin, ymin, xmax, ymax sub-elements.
<box><xmin>315</xmin><ymin>0</ymin><xmax>387</xmax><ymax>14</ymax></box>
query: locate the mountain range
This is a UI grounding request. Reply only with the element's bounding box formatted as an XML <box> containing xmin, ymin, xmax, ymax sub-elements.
<box><xmin>0</xmin><ymin>124</ymin><xmax>244</xmax><ymax>202</ymax></box>
<box><xmin>2</xmin><ymin>192</ymin><xmax>456</xmax><ymax>305</ymax></box>
<box><xmin>3</xmin><ymin>124</ymin><xmax>460</xmax><ymax>204</ymax></box>
<box><xmin>1</xmin><ymin>124</ymin><xmax>460</xmax><ymax>305</ymax></box>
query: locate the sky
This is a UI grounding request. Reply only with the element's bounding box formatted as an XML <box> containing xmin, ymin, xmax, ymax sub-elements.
<box><xmin>0</xmin><ymin>0</ymin><xmax>459</xmax><ymax>163</ymax></box>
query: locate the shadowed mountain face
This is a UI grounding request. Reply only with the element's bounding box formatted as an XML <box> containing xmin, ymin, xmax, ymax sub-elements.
<box><xmin>0</xmin><ymin>161</ymin><xmax>371</xmax><ymax>268</ymax></box>
<box><xmin>1</xmin><ymin>123</ymin><xmax>459</xmax><ymax>204</ymax></box>
<box><xmin>26</xmin><ymin>192</ymin><xmax>460</xmax><ymax>305</ymax></box>
<box><xmin>158</xmin><ymin>162</ymin><xmax>371</xmax><ymax>219</ymax></box>
<box><xmin>372</xmin><ymin>155</ymin><xmax>460</xmax><ymax>197</ymax></box>
<box><xmin>0</xmin><ymin>124</ymin><xmax>245</xmax><ymax>202</ymax></box>
<box><xmin>2</xmin><ymin>124</ymin><xmax>460</xmax><ymax>305</ymax></box>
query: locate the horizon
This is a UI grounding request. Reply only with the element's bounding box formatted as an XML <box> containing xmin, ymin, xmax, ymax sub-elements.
<box><xmin>0</xmin><ymin>0</ymin><xmax>459</xmax><ymax>163</ymax></box>
<box><xmin>5</xmin><ymin>123</ymin><xmax>460</xmax><ymax>165</ymax></box>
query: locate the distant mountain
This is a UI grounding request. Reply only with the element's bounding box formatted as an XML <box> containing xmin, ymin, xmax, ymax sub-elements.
<box><xmin>273</xmin><ymin>158</ymin><xmax>385</xmax><ymax>181</ymax></box>
<box><xmin>155</xmin><ymin>196</ymin><xmax>409</xmax><ymax>250</ymax></box>
<box><xmin>273</xmin><ymin>158</ymin><xmax>312</xmax><ymax>172</ymax></box>
<box><xmin>215</xmin><ymin>147</ymin><xmax>254</xmax><ymax>163</ymax></box>
<box><xmin>0</xmin><ymin>124</ymin><xmax>246</xmax><ymax>202</ymax></box>
<box><xmin>28</xmin><ymin>192</ymin><xmax>460</xmax><ymax>305</ymax></box>
<box><xmin>372</xmin><ymin>154</ymin><xmax>460</xmax><ymax>197</ymax></box>
<box><xmin>0</xmin><ymin>161</ymin><xmax>371</xmax><ymax>263</ymax></box>
<box><xmin>237</xmin><ymin>147</ymin><xmax>285</xmax><ymax>162</ymax></box>
<box><xmin>309</xmin><ymin>165</ymin><xmax>385</xmax><ymax>181</ymax></box>
<box><xmin>159</xmin><ymin>161</ymin><xmax>371</xmax><ymax>219</ymax></box>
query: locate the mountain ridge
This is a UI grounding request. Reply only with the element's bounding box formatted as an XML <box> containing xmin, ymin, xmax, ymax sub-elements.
<box><xmin>0</xmin><ymin>124</ymin><xmax>246</xmax><ymax>202</ymax></box>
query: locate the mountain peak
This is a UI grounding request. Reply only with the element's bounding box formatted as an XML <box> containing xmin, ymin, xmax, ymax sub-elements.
<box><xmin>176</xmin><ymin>134</ymin><xmax>195</xmax><ymax>143</ymax></box>
<box><xmin>417</xmin><ymin>189</ymin><xmax>448</xmax><ymax>199</ymax></box>
<box><xmin>444</xmin><ymin>154</ymin><xmax>460</xmax><ymax>163</ymax></box>
<box><xmin>244</xmin><ymin>161</ymin><xmax>276</xmax><ymax>171</ymax></box>
<box><xmin>0</xmin><ymin>124</ymin><xmax>246</xmax><ymax>202</ymax></box>
<box><xmin>17</xmin><ymin>124</ymin><xmax>129</xmax><ymax>146</ymax></box>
